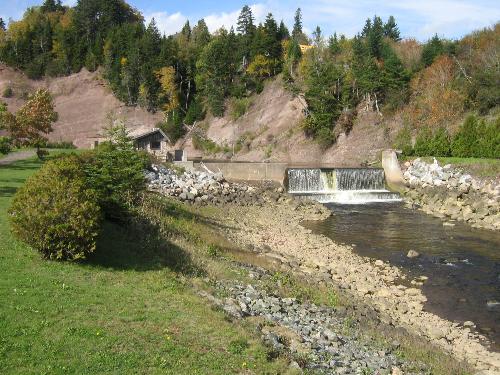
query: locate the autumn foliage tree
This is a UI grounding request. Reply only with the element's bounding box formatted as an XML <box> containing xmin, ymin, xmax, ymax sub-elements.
<box><xmin>7</xmin><ymin>89</ymin><xmax>58</xmax><ymax>158</ymax></box>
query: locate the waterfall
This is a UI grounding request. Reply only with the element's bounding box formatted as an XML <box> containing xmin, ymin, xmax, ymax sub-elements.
<box><xmin>287</xmin><ymin>168</ymin><xmax>400</xmax><ymax>204</ymax></box>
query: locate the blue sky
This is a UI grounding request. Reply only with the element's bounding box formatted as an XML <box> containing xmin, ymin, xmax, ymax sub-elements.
<box><xmin>1</xmin><ymin>0</ymin><xmax>499</xmax><ymax>41</ymax></box>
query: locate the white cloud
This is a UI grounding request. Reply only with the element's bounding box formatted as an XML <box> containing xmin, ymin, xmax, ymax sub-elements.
<box><xmin>386</xmin><ymin>0</ymin><xmax>500</xmax><ymax>39</ymax></box>
<box><xmin>144</xmin><ymin>11</ymin><xmax>188</xmax><ymax>36</ymax></box>
<box><xmin>204</xmin><ymin>4</ymin><xmax>268</xmax><ymax>32</ymax></box>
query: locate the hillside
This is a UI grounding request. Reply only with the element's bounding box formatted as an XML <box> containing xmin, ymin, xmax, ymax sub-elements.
<box><xmin>0</xmin><ymin>64</ymin><xmax>162</xmax><ymax>148</ymax></box>
<box><xmin>0</xmin><ymin>66</ymin><xmax>393</xmax><ymax>165</ymax></box>
<box><xmin>183</xmin><ymin>76</ymin><xmax>392</xmax><ymax>165</ymax></box>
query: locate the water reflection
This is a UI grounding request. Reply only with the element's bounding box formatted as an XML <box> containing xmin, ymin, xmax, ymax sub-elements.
<box><xmin>303</xmin><ymin>203</ymin><xmax>500</xmax><ymax>350</ymax></box>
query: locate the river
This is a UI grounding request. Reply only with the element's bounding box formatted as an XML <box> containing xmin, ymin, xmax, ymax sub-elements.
<box><xmin>303</xmin><ymin>202</ymin><xmax>500</xmax><ymax>351</ymax></box>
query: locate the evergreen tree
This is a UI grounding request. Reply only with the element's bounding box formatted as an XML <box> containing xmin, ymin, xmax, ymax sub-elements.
<box><xmin>192</xmin><ymin>19</ymin><xmax>211</xmax><ymax>51</ymax></box>
<box><xmin>361</xmin><ymin>18</ymin><xmax>372</xmax><ymax>37</ymax></box>
<box><xmin>237</xmin><ymin>5</ymin><xmax>255</xmax><ymax>36</ymax></box>
<box><xmin>262</xmin><ymin>13</ymin><xmax>281</xmax><ymax>59</ymax></box>
<box><xmin>328</xmin><ymin>33</ymin><xmax>341</xmax><ymax>55</ymax></box>
<box><xmin>384</xmin><ymin>16</ymin><xmax>401</xmax><ymax>41</ymax></box>
<box><xmin>421</xmin><ymin>34</ymin><xmax>444</xmax><ymax>67</ymax></box>
<box><xmin>292</xmin><ymin>8</ymin><xmax>303</xmax><ymax>41</ymax></box>
<box><xmin>368</xmin><ymin>16</ymin><xmax>384</xmax><ymax>58</ymax></box>
<box><xmin>0</xmin><ymin>18</ymin><xmax>5</xmax><ymax>31</ymax></box>
<box><xmin>196</xmin><ymin>30</ymin><xmax>238</xmax><ymax>116</ymax></box>
<box><xmin>181</xmin><ymin>20</ymin><xmax>191</xmax><ymax>40</ymax></box>
<box><xmin>312</xmin><ymin>26</ymin><xmax>322</xmax><ymax>47</ymax></box>
<box><xmin>278</xmin><ymin>20</ymin><xmax>289</xmax><ymax>40</ymax></box>
<box><xmin>41</xmin><ymin>0</ymin><xmax>63</xmax><ymax>13</ymax></box>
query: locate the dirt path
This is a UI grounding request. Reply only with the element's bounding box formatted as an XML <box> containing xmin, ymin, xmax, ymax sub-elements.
<box><xmin>0</xmin><ymin>150</ymin><xmax>35</xmax><ymax>166</ymax></box>
<box><xmin>214</xmin><ymin>201</ymin><xmax>500</xmax><ymax>374</ymax></box>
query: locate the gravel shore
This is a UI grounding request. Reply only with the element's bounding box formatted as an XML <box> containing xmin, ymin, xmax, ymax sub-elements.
<box><xmin>213</xmin><ymin>198</ymin><xmax>500</xmax><ymax>374</ymax></box>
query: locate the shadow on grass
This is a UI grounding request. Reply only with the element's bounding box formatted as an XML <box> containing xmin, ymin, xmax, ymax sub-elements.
<box><xmin>0</xmin><ymin>158</ymin><xmax>42</xmax><ymax>171</ymax></box>
<box><xmin>87</xmin><ymin>197</ymin><xmax>207</xmax><ymax>276</ymax></box>
<box><xmin>0</xmin><ymin>186</ymin><xmax>18</xmax><ymax>197</ymax></box>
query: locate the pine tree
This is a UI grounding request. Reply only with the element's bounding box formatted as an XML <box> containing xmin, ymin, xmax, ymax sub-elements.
<box><xmin>192</xmin><ymin>19</ymin><xmax>211</xmax><ymax>51</ymax></box>
<box><xmin>384</xmin><ymin>16</ymin><xmax>401</xmax><ymax>41</ymax></box>
<box><xmin>292</xmin><ymin>8</ymin><xmax>303</xmax><ymax>41</ymax></box>
<box><xmin>421</xmin><ymin>34</ymin><xmax>444</xmax><ymax>67</ymax></box>
<box><xmin>237</xmin><ymin>5</ymin><xmax>255</xmax><ymax>36</ymax></box>
<box><xmin>312</xmin><ymin>26</ymin><xmax>322</xmax><ymax>47</ymax></box>
<box><xmin>0</xmin><ymin>18</ymin><xmax>6</xmax><ymax>32</ymax></box>
<box><xmin>328</xmin><ymin>33</ymin><xmax>341</xmax><ymax>55</ymax></box>
<box><xmin>368</xmin><ymin>16</ymin><xmax>384</xmax><ymax>58</ymax></box>
<box><xmin>181</xmin><ymin>21</ymin><xmax>191</xmax><ymax>40</ymax></box>
<box><xmin>41</xmin><ymin>0</ymin><xmax>63</xmax><ymax>13</ymax></box>
<box><xmin>262</xmin><ymin>13</ymin><xmax>281</xmax><ymax>60</ymax></box>
<box><xmin>361</xmin><ymin>18</ymin><xmax>372</xmax><ymax>37</ymax></box>
<box><xmin>278</xmin><ymin>20</ymin><xmax>289</xmax><ymax>40</ymax></box>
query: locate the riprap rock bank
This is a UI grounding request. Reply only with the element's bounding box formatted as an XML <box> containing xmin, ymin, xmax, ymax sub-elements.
<box><xmin>401</xmin><ymin>158</ymin><xmax>499</xmax><ymax>231</ymax></box>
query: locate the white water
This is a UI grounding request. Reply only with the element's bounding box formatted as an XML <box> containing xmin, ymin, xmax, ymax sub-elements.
<box><xmin>287</xmin><ymin>168</ymin><xmax>401</xmax><ymax>204</ymax></box>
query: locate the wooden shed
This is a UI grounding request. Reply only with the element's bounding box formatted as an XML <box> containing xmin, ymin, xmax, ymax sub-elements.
<box><xmin>130</xmin><ymin>128</ymin><xmax>170</xmax><ymax>160</ymax></box>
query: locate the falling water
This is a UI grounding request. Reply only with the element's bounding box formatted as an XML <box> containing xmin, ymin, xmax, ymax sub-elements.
<box><xmin>287</xmin><ymin>168</ymin><xmax>400</xmax><ymax>204</ymax></box>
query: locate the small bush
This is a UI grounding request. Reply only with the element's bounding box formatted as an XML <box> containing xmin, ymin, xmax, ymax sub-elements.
<box><xmin>160</xmin><ymin>111</ymin><xmax>185</xmax><ymax>143</ymax></box>
<box><xmin>206</xmin><ymin>244</ymin><xmax>219</xmax><ymax>258</ymax></box>
<box><xmin>2</xmin><ymin>86</ymin><xmax>13</xmax><ymax>98</ymax></box>
<box><xmin>43</xmin><ymin>141</ymin><xmax>76</xmax><ymax>149</ymax></box>
<box><xmin>184</xmin><ymin>98</ymin><xmax>205</xmax><ymax>125</ymax></box>
<box><xmin>230</xmin><ymin>97</ymin><xmax>251</xmax><ymax>120</ymax></box>
<box><xmin>192</xmin><ymin>134</ymin><xmax>222</xmax><ymax>154</ymax></box>
<box><xmin>36</xmin><ymin>148</ymin><xmax>49</xmax><ymax>160</ymax></box>
<box><xmin>393</xmin><ymin>125</ymin><xmax>413</xmax><ymax>156</ymax></box>
<box><xmin>228</xmin><ymin>339</ymin><xmax>249</xmax><ymax>355</ymax></box>
<box><xmin>413</xmin><ymin>127</ymin><xmax>451</xmax><ymax>157</ymax></box>
<box><xmin>316</xmin><ymin>127</ymin><xmax>335</xmax><ymax>149</ymax></box>
<box><xmin>452</xmin><ymin>115</ymin><xmax>500</xmax><ymax>158</ymax></box>
<box><xmin>0</xmin><ymin>136</ymin><xmax>12</xmax><ymax>155</ymax></box>
<box><xmin>9</xmin><ymin>155</ymin><xmax>101</xmax><ymax>260</ymax></box>
<box><xmin>84</xmin><ymin>142</ymin><xmax>149</xmax><ymax>221</ymax></box>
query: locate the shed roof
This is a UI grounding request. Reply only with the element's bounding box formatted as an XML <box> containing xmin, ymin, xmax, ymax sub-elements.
<box><xmin>129</xmin><ymin>127</ymin><xmax>169</xmax><ymax>142</ymax></box>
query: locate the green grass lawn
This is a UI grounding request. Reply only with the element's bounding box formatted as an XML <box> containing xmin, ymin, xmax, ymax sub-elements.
<box><xmin>403</xmin><ymin>156</ymin><xmax>500</xmax><ymax>177</ymax></box>
<box><xmin>0</xmin><ymin>154</ymin><xmax>289</xmax><ymax>374</ymax></box>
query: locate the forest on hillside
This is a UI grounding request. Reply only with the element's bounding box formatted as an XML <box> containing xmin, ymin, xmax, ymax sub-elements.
<box><xmin>0</xmin><ymin>0</ymin><xmax>498</xmax><ymax>157</ymax></box>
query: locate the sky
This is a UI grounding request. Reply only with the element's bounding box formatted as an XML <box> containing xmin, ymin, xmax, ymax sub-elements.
<box><xmin>1</xmin><ymin>0</ymin><xmax>499</xmax><ymax>41</ymax></box>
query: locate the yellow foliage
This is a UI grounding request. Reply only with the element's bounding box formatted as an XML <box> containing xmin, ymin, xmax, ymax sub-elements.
<box><xmin>156</xmin><ymin>66</ymin><xmax>180</xmax><ymax>113</ymax></box>
<box><xmin>120</xmin><ymin>57</ymin><xmax>128</xmax><ymax>66</ymax></box>
<box><xmin>247</xmin><ymin>55</ymin><xmax>278</xmax><ymax>78</ymax></box>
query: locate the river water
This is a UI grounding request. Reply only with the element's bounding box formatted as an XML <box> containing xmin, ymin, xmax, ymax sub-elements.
<box><xmin>303</xmin><ymin>203</ymin><xmax>500</xmax><ymax>350</ymax></box>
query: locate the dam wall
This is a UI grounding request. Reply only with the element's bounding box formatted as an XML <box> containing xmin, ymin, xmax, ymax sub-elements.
<box><xmin>198</xmin><ymin>162</ymin><xmax>288</xmax><ymax>184</ymax></box>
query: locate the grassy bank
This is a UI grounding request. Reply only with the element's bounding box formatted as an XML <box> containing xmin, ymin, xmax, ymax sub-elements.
<box><xmin>0</xmin><ymin>154</ymin><xmax>289</xmax><ymax>374</ymax></box>
<box><xmin>0</xmin><ymin>152</ymin><xmax>473</xmax><ymax>374</ymax></box>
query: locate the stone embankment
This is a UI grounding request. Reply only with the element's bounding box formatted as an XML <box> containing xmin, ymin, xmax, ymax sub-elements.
<box><xmin>214</xmin><ymin>201</ymin><xmax>500</xmax><ymax>374</ymax></box>
<box><xmin>401</xmin><ymin>158</ymin><xmax>500</xmax><ymax>231</ymax></box>
<box><xmin>203</xmin><ymin>266</ymin><xmax>426</xmax><ymax>374</ymax></box>
<box><xmin>145</xmin><ymin>164</ymin><xmax>286</xmax><ymax>205</ymax></box>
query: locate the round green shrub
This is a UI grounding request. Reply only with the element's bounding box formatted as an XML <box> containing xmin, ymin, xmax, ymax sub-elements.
<box><xmin>9</xmin><ymin>155</ymin><xmax>102</xmax><ymax>261</ymax></box>
<box><xmin>2</xmin><ymin>86</ymin><xmax>13</xmax><ymax>98</ymax></box>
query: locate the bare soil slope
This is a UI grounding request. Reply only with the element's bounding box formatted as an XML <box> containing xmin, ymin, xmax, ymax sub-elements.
<box><xmin>0</xmin><ymin>65</ymin><xmax>162</xmax><ymax>148</ymax></box>
<box><xmin>1</xmin><ymin>66</ymin><xmax>393</xmax><ymax>164</ymax></box>
<box><xmin>186</xmin><ymin>77</ymin><xmax>393</xmax><ymax>166</ymax></box>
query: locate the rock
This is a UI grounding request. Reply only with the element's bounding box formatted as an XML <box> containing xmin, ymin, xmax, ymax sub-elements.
<box><xmin>223</xmin><ymin>298</ymin><xmax>243</xmax><ymax>318</ymax></box>
<box><xmin>406</xmin><ymin>250</ymin><xmax>420</xmax><ymax>259</ymax></box>
<box><xmin>374</xmin><ymin>260</ymin><xmax>384</xmax><ymax>267</ymax></box>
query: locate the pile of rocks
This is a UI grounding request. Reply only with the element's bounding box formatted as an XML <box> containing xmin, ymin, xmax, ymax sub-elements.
<box><xmin>401</xmin><ymin>159</ymin><xmax>500</xmax><ymax>230</ymax></box>
<box><xmin>210</xmin><ymin>276</ymin><xmax>423</xmax><ymax>374</ymax></box>
<box><xmin>145</xmin><ymin>164</ymin><xmax>284</xmax><ymax>205</ymax></box>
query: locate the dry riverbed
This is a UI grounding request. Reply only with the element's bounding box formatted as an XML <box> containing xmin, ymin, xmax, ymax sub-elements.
<box><xmin>211</xmin><ymin>198</ymin><xmax>500</xmax><ymax>374</ymax></box>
